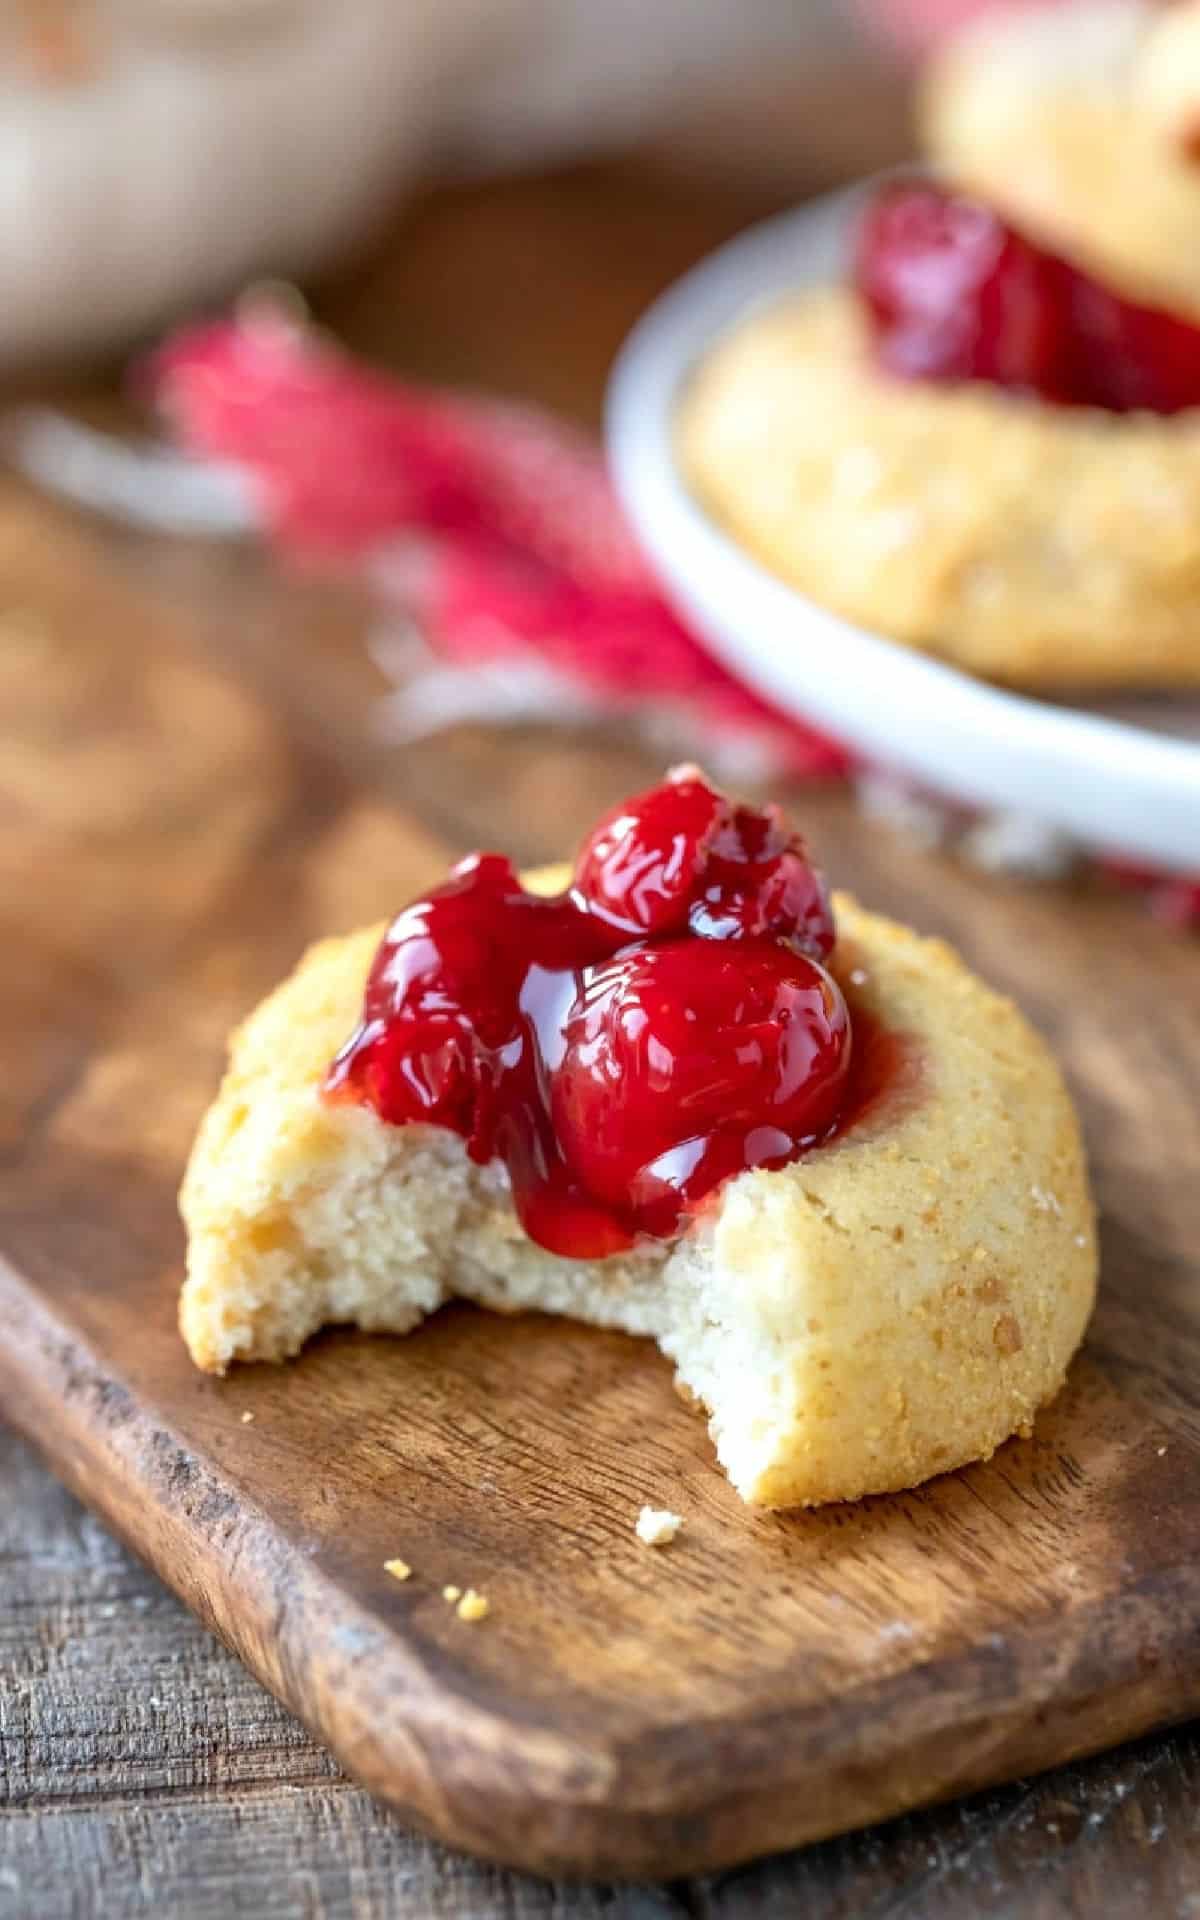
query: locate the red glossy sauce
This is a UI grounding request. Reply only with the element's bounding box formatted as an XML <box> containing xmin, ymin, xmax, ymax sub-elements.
<box><xmin>856</xmin><ymin>180</ymin><xmax>1200</xmax><ymax>414</ymax></box>
<box><xmin>325</xmin><ymin>770</ymin><xmax>897</xmax><ymax>1258</ymax></box>
<box><xmin>825</xmin><ymin>995</ymin><xmax>915</xmax><ymax>1145</ymax></box>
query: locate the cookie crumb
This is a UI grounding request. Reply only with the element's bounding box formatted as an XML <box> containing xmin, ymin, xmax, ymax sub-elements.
<box><xmin>1157</xmin><ymin>1445</ymin><xmax>1168</xmax><ymax>1457</ymax></box>
<box><xmin>456</xmin><ymin>1589</ymin><xmax>490</xmax><ymax>1622</ymax></box>
<box><xmin>442</xmin><ymin>1584</ymin><xmax>461</xmax><ymax>1603</ymax></box>
<box><xmin>383</xmin><ymin>1558</ymin><xmax>412</xmax><ymax>1582</ymax></box>
<box><xmin>1030</xmin><ymin>1185</ymin><xmax>1062</xmax><ymax>1216</ymax></box>
<box><xmin>240</xmin><ymin>1411</ymin><xmax>254</xmax><ymax>1424</ymax></box>
<box><xmin>636</xmin><ymin>1506</ymin><xmax>683</xmax><ymax>1547</ymax></box>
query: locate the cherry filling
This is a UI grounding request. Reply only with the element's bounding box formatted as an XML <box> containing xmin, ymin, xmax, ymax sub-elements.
<box><xmin>324</xmin><ymin>769</ymin><xmax>854</xmax><ymax>1258</ymax></box>
<box><xmin>856</xmin><ymin>180</ymin><xmax>1200</xmax><ymax>414</ymax></box>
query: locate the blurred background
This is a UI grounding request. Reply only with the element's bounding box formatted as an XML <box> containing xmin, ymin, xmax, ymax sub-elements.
<box><xmin>0</xmin><ymin>0</ymin><xmax>923</xmax><ymax>368</ymax></box>
<box><xmin>1</xmin><ymin>0</ymin><xmax>1195</xmax><ymax>918</ymax></box>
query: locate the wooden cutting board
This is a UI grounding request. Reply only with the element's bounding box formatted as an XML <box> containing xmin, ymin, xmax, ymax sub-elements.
<box><xmin>3</xmin><ymin>479</ymin><xmax>1200</xmax><ymax>1882</ymax></box>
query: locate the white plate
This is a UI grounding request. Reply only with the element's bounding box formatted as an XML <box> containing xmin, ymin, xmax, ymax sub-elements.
<box><xmin>606</xmin><ymin>185</ymin><xmax>1200</xmax><ymax>874</ymax></box>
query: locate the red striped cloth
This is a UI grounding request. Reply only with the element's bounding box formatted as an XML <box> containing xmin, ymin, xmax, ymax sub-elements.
<box><xmin>147</xmin><ymin>313</ymin><xmax>849</xmax><ymax>783</ymax></box>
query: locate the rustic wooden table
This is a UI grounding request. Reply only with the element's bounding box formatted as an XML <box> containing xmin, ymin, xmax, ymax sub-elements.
<box><xmin>4</xmin><ymin>166</ymin><xmax>1200</xmax><ymax>1918</ymax></box>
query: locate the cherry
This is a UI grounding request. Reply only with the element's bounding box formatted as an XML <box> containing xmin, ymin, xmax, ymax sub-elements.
<box><xmin>326</xmin><ymin>854</ymin><xmax>513</xmax><ymax>1133</ymax></box>
<box><xmin>856</xmin><ymin>181</ymin><xmax>1068</xmax><ymax>397</ymax></box>
<box><xmin>574</xmin><ymin>767</ymin><xmax>834</xmax><ymax>957</ymax></box>
<box><xmin>855</xmin><ymin>180</ymin><xmax>1200</xmax><ymax>415</ymax></box>
<box><xmin>325</xmin><ymin>772</ymin><xmax>867</xmax><ymax>1257</ymax></box>
<box><xmin>688</xmin><ymin>803</ymin><xmax>835</xmax><ymax>956</ymax></box>
<box><xmin>1067</xmin><ymin>272</ymin><xmax>1200</xmax><ymax>414</ymax></box>
<box><xmin>572</xmin><ymin>768</ymin><xmax>728</xmax><ymax>938</ymax></box>
<box><xmin>551</xmin><ymin>941</ymin><xmax>851</xmax><ymax>1237</ymax></box>
<box><xmin>325</xmin><ymin>853</ymin><xmax>589</xmax><ymax>1143</ymax></box>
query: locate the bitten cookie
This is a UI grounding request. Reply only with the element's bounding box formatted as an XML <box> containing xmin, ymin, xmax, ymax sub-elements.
<box><xmin>181</xmin><ymin>858</ymin><xmax>1096</xmax><ymax>1509</ymax></box>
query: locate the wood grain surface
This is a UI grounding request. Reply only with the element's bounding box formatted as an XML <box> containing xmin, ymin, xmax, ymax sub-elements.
<box><xmin>3</xmin><ymin>167</ymin><xmax>1200</xmax><ymax>1910</ymax></box>
<box><xmin>7</xmin><ymin>1407</ymin><xmax>1200</xmax><ymax>1920</ymax></box>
